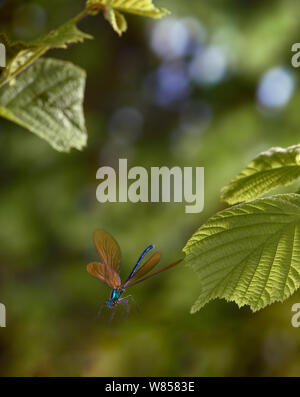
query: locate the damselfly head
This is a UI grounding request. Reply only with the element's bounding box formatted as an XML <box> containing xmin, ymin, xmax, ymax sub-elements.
<box><xmin>106</xmin><ymin>299</ymin><xmax>113</xmax><ymax>308</ymax></box>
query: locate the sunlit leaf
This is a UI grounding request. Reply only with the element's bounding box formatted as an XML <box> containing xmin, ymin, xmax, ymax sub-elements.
<box><xmin>0</xmin><ymin>58</ymin><xmax>87</xmax><ymax>152</ymax></box>
<box><xmin>0</xmin><ymin>17</ymin><xmax>92</xmax><ymax>87</ymax></box>
<box><xmin>105</xmin><ymin>7</ymin><xmax>128</xmax><ymax>36</ymax></box>
<box><xmin>221</xmin><ymin>145</ymin><xmax>300</xmax><ymax>205</ymax></box>
<box><xmin>184</xmin><ymin>194</ymin><xmax>300</xmax><ymax>313</ymax></box>
<box><xmin>87</xmin><ymin>0</ymin><xmax>170</xmax><ymax>35</ymax></box>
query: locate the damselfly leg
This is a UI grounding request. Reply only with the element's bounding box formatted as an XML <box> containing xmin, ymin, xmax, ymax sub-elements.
<box><xmin>117</xmin><ymin>295</ymin><xmax>139</xmax><ymax>321</ymax></box>
<box><xmin>124</xmin><ymin>294</ymin><xmax>140</xmax><ymax>313</ymax></box>
<box><xmin>109</xmin><ymin>305</ymin><xmax>117</xmax><ymax>325</ymax></box>
<box><xmin>95</xmin><ymin>302</ymin><xmax>106</xmax><ymax>320</ymax></box>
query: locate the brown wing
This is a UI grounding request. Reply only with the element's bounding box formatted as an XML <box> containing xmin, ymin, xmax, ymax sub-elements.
<box><xmin>93</xmin><ymin>229</ymin><xmax>121</xmax><ymax>274</ymax></box>
<box><xmin>126</xmin><ymin>258</ymin><xmax>182</xmax><ymax>288</ymax></box>
<box><xmin>87</xmin><ymin>262</ymin><xmax>121</xmax><ymax>289</ymax></box>
<box><xmin>121</xmin><ymin>252</ymin><xmax>161</xmax><ymax>288</ymax></box>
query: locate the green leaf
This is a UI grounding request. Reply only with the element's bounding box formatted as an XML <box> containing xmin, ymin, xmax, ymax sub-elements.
<box><xmin>0</xmin><ymin>58</ymin><xmax>87</xmax><ymax>152</ymax></box>
<box><xmin>221</xmin><ymin>145</ymin><xmax>300</xmax><ymax>205</ymax></box>
<box><xmin>32</xmin><ymin>18</ymin><xmax>92</xmax><ymax>48</ymax></box>
<box><xmin>0</xmin><ymin>15</ymin><xmax>92</xmax><ymax>87</ymax></box>
<box><xmin>183</xmin><ymin>194</ymin><xmax>300</xmax><ymax>313</ymax></box>
<box><xmin>105</xmin><ymin>8</ymin><xmax>128</xmax><ymax>36</ymax></box>
<box><xmin>87</xmin><ymin>0</ymin><xmax>170</xmax><ymax>35</ymax></box>
<box><xmin>0</xmin><ymin>33</ymin><xmax>27</xmax><ymax>59</ymax></box>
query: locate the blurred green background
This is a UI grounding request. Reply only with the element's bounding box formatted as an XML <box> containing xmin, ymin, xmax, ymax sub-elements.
<box><xmin>1</xmin><ymin>0</ymin><xmax>300</xmax><ymax>376</ymax></box>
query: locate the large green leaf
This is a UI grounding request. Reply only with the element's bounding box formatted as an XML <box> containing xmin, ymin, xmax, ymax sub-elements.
<box><xmin>87</xmin><ymin>0</ymin><xmax>170</xmax><ymax>35</ymax></box>
<box><xmin>183</xmin><ymin>194</ymin><xmax>300</xmax><ymax>313</ymax></box>
<box><xmin>0</xmin><ymin>58</ymin><xmax>87</xmax><ymax>152</ymax></box>
<box><xmin>221</xmin><ymin>145</ymin><xmax>300</xmax><ymax>205</ymax></box>
<box><xmin>0</xmin><ymin>16</ymin><xmax>92</xmax><ymax>87</ymax></box>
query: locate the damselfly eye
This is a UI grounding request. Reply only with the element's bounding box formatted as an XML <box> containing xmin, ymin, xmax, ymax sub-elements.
<box><xmin>106</xmin><ymin>300</ymin><xmax>112</xmax><ymax>308</ymax></box>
